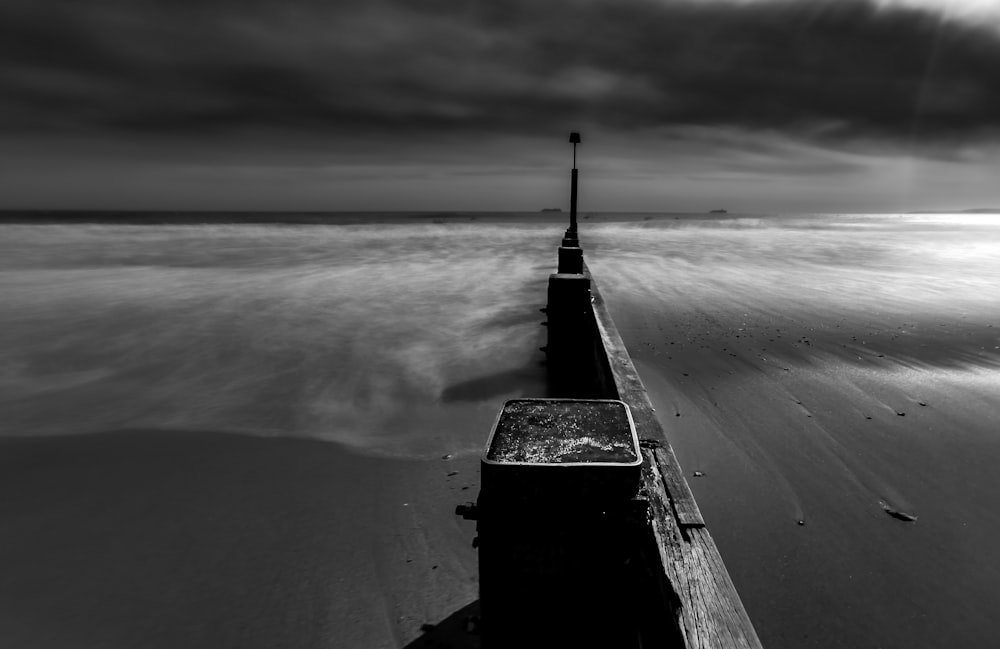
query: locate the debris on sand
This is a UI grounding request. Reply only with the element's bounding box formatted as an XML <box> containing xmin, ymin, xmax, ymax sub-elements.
<box><xmin>880</xmin><ymin>501</ymin><xmax>918</xmax><ymax>522</ymax></box>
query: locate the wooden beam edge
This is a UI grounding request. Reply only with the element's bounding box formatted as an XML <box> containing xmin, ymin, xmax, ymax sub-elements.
<box><xmin>642</xmin><ymin>448</ymin><xmax>764</xmax><ymax>649</ymax></box>
<box><xmin>588</xmin><ymin>269</ymin><xmax>706</xmax><ymax>529</ymax></box>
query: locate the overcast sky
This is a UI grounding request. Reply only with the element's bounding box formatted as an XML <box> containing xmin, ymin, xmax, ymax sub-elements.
<box><xmin>2</xmin><ymin>0</ymin><xmax>999</xmax><ymax>212</ymax></box>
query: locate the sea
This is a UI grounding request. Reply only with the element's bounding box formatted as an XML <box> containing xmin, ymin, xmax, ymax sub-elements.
<box><xmin>1</xmin><ymin>211</ymin><xmax>998</xmax><ymax>648</ymax></box>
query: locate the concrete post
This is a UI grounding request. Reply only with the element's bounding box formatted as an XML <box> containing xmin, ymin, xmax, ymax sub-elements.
<box><xmin>477</xmin><ymin>399</ymin><xmax>643</xmax><ymax>648</ymax></box>
<box><xmin>547</xmin><ymin>273</ymin><xmax>591</xmax><ymax>326</ymax></box>
<box><xmin>546</xmin><ymin>273</ymin><xmax>594</xmax><ymax>396</ymax></box>
<box><xmin>557</xmin><ymin>246</ymin><xmax>584</xmax><ymax>274</ymax></box>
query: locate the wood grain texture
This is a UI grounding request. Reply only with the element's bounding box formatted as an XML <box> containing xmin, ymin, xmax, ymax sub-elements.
<box><xmin>641</xmin><ymin>448</ymin><xmax>763</xmax><ymax>649</ymax></box>
<box><xmin>653</xmin><ymin>446</ymin><xmax>705</xmax><ymax>528</ymax></box>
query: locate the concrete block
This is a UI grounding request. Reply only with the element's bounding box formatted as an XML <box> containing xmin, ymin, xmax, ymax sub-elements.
<box><xmin>557</xmin><ymin>246</ymin><xmax>584</xmax><ymax>274</ymax></box>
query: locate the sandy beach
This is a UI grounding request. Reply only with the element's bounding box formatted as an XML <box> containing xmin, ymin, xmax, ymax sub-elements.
<box><xmin>1</xmin><ymin>212</ymin><xmax>998</xmax><ymax>648</ymax></box>
<box><xmin>586</xmin><ymin>213</ymin><xmax>1000</xmax><ymax>648</ymax></box>
<box><xmin>0</xmin><ymin>430</ymin><xmax>487</xmax><ymax>648</ymax></box>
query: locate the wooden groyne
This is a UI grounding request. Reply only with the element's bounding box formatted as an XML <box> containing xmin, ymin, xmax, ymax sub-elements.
<box><xmin>460</xmin><ymin>228</ymin><xmax>763</xmax><ymax>648</ymax></box>
<box><xmin>458</xmin><ymin>133</ymin><xmax>760</xmax><ymax>647</ymax></box>
<box><xmin>552</xmin><ymin>232</ymin><xmax>762</xmax><ymax>647</ymax></box>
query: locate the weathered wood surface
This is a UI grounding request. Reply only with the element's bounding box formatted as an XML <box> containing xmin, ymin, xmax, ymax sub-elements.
<box><xmin>585</xmin><ymin>262</ymin><xmax>763</xmax><ymax>649</ymax></box>
<box><xmin>652</xmin><ymin>446</ymin><xmax>705</xmax><ymax>529</ymax></box>
<box><xmin>641</xmin><ymin>448</ymin><xmax>763</xmax><ymax>649</ymax></box>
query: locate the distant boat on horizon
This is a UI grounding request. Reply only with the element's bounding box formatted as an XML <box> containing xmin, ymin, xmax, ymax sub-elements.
<box><xmin>541</xmin><ymin>208</ymin><xmax>563</xmax><ymax>213</ymax></box>
<box><xmin>709</xmin><ymin>209</ymin><xmax>728</xmax><ymax>214</ymax></box>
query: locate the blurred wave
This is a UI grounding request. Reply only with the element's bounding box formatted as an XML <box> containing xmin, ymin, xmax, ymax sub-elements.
<box><xmin>585</xmin><ymin>212</ymin><xmax>1000</xmax><ymax>327</ymax></box>
<box><xmin>3</xmin><ymin>213</ymin><xmax>997</xmax><ymax>459</ymax></box>
<box><xmin>0</xmin><ymin>222</ymin><xmax>553</xmax><ymax>458</ymax></box>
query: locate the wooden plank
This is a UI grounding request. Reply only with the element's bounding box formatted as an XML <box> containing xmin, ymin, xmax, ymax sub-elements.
<box><xmin>641</xmin><ymin>448</ymin><xmax>763</xmax><ymax>649</ymax></box>
<box><xmin>653</xmin><ymin>446</ymin><xmax>705</xmax><ymax>528</ymax></box>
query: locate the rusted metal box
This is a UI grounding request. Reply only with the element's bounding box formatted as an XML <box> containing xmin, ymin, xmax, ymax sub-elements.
<box><xmin>482</xmin><ymin>398</ymin><xmax>641</xmax><ymax>502</ymax></box>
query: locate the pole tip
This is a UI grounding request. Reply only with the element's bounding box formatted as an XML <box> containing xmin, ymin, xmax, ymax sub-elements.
<box><xmin>569</xmin><ymin>132</ymin><xmax>581</xmax><ymax>144</ymax></box>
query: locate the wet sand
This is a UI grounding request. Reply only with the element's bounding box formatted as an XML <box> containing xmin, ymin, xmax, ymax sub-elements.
<box><xmin>0</xmin><ymin>430</ymin><xmax>484</xmax><ymax>648</ymax></box>
<box><xmin>586</xmin><ymin>214</ymin><xmax>1000</xmax><ymax>648</ymax></box>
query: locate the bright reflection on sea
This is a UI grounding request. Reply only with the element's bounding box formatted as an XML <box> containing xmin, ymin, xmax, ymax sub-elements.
<box><xmin>582</xmin><ymin>211</ymin><xmax>1000</xmax><ymax>649</ymax></box>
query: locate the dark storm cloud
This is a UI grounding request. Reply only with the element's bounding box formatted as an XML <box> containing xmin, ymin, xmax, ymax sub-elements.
<box><xmin>2</xmin><ymin>0</ymin><xmax>999</xmax><ymax>145</ymax></box>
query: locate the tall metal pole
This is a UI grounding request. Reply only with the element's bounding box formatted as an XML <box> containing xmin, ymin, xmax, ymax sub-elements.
<box><xmin>570</xmin><ymin>168</ymin><xmax>578</xmax><ymax>233</ymax></box>
<box><xmin>569</xmin><ymin>132</ymin><xmax>581</xmax><ymax>234</ymax></box>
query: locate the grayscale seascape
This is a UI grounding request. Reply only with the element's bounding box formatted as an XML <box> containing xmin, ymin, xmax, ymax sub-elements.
<box><xmin>2</xmin><ymin>212</ymin><xmax>998</xmax><ymax>648</ymax></box>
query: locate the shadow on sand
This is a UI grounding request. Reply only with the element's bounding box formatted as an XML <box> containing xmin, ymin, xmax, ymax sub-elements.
<box><xmin>439</xmin><ymin>364</ymin><xmax>547</xmax><ymax>403</ymax></box>
<box><xmin>404</xmin><ymin>600</ymin><xmax>481</xmax><ymax>649</ymax></box>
